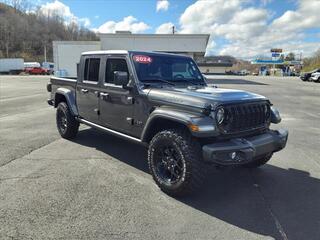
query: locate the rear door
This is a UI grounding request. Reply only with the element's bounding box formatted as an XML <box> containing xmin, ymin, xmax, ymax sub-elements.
<box><xmin>76</xmin><ymin>56</ymin><xmax>102</xmax><ymax>123</ymax></box>
<box><xmin>99</xmin><ymin>56</ymin><xmax>135</xmax><ymax>134</ymax></box>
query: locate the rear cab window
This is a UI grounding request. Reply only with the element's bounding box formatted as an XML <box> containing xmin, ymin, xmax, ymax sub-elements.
<box><xmin>83</xmin><ymin>57</ymin><xmax>100</xmax><ymax>83</ymax></box>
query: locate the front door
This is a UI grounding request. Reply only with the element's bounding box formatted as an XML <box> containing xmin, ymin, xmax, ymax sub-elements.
<box><xmin>99</xmin><ymin>57</ymin><xmax>135</xmax><ymax>134</ymax></box>
<box><xmin>76</xmin><ymin>56</ymin><xmax>101</xmax><ymax>123</ymax></box>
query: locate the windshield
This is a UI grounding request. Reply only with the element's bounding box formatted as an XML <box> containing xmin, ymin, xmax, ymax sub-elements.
<box><xmin>132</xmin><ymin>54</ymin><xmax>205</xmax><ymax>85</ymax></box>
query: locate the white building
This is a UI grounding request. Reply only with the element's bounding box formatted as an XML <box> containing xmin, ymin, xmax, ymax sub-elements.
<box><xmin>198</xmin><ymin>62</ymin><xmax>233</xmax><ymax>74</ymax></box>
<box><xmin>53</xmin><ymin>32</ymin><xmax>210</xmax><ymax>77</ymax></box>
<box><xmin>53</xmin><ymin>41</ymin><xmax>100</xmax><ymax>77</ymax></box>
<box><xmin>100</xmin><ymin>31</ymin><xmax>209</xmax><ymax>59</ymax></box>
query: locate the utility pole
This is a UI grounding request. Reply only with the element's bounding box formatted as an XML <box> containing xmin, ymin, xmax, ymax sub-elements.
<box><xmin>5</xmin><ymin>42</ymin><xmax>9</xmax><ymax>58</ymax></box>
<box><xmin>44</xmin><ymin>44</ymin><xmax>47</xmax><ymax>62</ymax></box>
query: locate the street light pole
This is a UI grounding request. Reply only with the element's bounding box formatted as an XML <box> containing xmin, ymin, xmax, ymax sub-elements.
<box><xmin>44</xmin><ymin>44</ymin><xmax>47</xmax><ymax>63</ymax></box>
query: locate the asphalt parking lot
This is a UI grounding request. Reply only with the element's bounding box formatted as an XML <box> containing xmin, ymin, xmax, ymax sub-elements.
<box><xmin>0</xmin><ymin>75</ymin><xmax>319</xmax><ymax>240</ymax></box>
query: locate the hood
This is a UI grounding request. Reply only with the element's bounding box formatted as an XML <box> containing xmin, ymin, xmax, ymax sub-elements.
<box><xmin>146</xmin><ymin>86</ymin><xmax>267</xmax><ymax>109</ymax></box>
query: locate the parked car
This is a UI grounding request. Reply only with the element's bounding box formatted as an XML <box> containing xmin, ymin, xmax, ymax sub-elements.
<box><xmin>42</xmin><ymin>62</ymin><xmax>54</xmax><ymax>74</ymax></box>
<box><xmin>239</xmin><ymin>69</ymin><xmax>249</xmax><ymax>76</ymax></box>
<box><xmin>47</xmin><ymin>51</ymin><xmax>288</xmax><ymax>196</ymax></box>
<box><xmin>25</xmin><ymin>67</ymin><xmax>49</xmax><ymax>75</ymax></box>
<box><xmin>310</xmin><ymin>72</ymin><xmax>320</xmax><ymax>82</ymax></box>
<box><xmin>300</xmin><ymin>69</ymin><xmax>320</xmax><ymax>81</ymax></box>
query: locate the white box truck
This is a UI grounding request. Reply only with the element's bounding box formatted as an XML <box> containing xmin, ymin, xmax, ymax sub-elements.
<box><xmin>0</xmin><ymin>58</ymin><xmax>24</xmax><ymax>74</ymax></box>
<box><xmin>53</xmin><ymin>41</ymin><xmax>100</xmax><ymax>77</ymax></box>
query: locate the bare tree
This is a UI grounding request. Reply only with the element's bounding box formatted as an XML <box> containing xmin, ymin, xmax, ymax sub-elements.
<box><xmin>0</xmin><ymin>1</ymin><xmax>98</xmax><ymax>61</ymax></box>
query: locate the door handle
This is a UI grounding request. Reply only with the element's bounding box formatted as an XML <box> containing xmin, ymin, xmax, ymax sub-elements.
<box><xmin>81</xmin><ymin>89</ymin><xmax>88</xmax><ymax>93</ymax></box>
<box><xmin>126</xmin><ymin>96</ymin><xmax>134</xmax><ymax>104</ymax></box>
<box><xmin>100</xmin><ymin>92</ymin><xmax>109</xmax><ymax>100</ymax></box>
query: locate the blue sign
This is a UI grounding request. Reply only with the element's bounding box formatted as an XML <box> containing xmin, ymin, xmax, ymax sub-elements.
<box><xmin>251</xmin><ymin>59</ymin><xmax>284</xmax><ymax>65</ymax></box>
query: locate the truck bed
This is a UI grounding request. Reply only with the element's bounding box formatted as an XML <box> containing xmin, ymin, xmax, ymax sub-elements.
<box><xmin>49</xmin><ymin>76</ymin><xmax>78</xmax><ymax>106</ymax></box>
<box><xmin>51</xmin><ymin>76</ymin><xmax>77</xmax><ymax>89</ymax></box>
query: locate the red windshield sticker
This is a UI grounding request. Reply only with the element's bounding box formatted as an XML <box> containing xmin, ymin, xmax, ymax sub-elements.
<box><xmin>133</xmin><ymin>55</ymin><xmax>152</xmax><ymax>64</ymax></box>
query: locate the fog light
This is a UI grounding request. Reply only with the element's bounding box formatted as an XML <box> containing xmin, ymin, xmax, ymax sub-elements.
<box><xmin>230</xmin><ymin>152</ymin><xmax>237</xmax><ymax>160</ymax></box>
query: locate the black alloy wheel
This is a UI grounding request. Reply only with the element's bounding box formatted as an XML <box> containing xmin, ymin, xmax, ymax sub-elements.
<box><xmin>153</xmin><ymin>143</ymin><xmax>185</xmax><ymax>186</ymax></box>
<box><xmin>56</xmin><ymin>102</ymin><xmax>79</xmax><ymax>139</ymax></box>
<box><xmin>148</xmin><ymin>129</ymin><xmax>206</xmax><ymax>197</ymax></box>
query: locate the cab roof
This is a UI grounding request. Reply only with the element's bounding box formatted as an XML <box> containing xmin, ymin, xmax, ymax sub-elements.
<box><xmin>81</xmin><ymin>50</ymin><xmax>128</xmax><ymax>55</ymax></box>
<box><xmin>81</xmin><ymin>50</ymin><xmax>192</xmax><ymax>59</ymax></box>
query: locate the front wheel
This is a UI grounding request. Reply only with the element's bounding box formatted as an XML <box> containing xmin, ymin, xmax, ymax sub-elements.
<box><xmin>148</xmin><ymin>129</ymin><xmax>206</xmax><ymax>197</ymax></box>
<box><xmin>56</xmin><ymin>102</ymin><xmax>79</xmax><ymax>139</ymax></box>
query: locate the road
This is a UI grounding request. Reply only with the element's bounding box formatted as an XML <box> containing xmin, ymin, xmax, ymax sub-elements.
<box><xmin>0</xmin><ymin>75</ymin><xmax>319</xmax><ymax>240</ymax></box>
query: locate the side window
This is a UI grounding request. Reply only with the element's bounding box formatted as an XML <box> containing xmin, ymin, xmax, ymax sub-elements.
<box><xmin>84</xmin><ymin>59</ymin><xmax>89</xmax><ymax>79</ymax></box>
<box><xmin>105</xmin><ymin>59</ymin><xmax>128</xmax><ymax>84</ymax></box>
<box><xmin>83</xmin><ymin>58</ymin><xmax>100</xmax><ymax>82</ymax></box>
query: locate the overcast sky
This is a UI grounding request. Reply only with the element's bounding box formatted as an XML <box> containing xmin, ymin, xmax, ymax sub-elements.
<box><xmin>17</xmin><ymin>0</ymin><xmax>320</xmax><ymax>59</ymax></box>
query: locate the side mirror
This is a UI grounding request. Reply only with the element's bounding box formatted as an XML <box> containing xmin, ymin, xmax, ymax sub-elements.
<box><xmin>114</xmin><ymin>71</ymin><xmax>129</xmax><ymax>86</ymax></box>
<box><xmin>202</xmin><ymin>74</ymin><xmax>207</xmax><ymax>81</ymax></box>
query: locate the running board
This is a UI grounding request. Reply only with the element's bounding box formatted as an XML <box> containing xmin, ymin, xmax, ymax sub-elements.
<box><xmin>78</xmin><ymin>118</ymin><xmax>142</xmax><ymax>143</ymax></box>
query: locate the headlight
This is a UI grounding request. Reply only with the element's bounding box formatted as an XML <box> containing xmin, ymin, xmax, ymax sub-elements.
<box><xmin>270</xmin><ymin>106</ymin><xmax>281</xmax><ymax>124</ymax></box>
<box><xmin>216</xmin><ymin>107</ymin><xmax>225</xmax><ymax>124</ymax></box>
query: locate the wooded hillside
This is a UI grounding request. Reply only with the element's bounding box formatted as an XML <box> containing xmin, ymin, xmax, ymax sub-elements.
<box><xmin>0</xmin><ymin>2</ymin><xmax>98</xmax><ymax>62</ymax></box>
<box><xmin>303</xmin><ymin>49</ymin><xmax>320</xmax><ymax>72</ymax></box>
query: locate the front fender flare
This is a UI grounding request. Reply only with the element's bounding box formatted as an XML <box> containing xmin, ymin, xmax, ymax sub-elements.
<box><xmin>141</xmin><ymin>107</ymin><xmax>218</xmax><ymax>142</ymax></box>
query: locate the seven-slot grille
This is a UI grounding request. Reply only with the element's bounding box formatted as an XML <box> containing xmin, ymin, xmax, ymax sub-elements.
<box><xmin>219</xmin><ymin>102</ymin><xmax>270</xmax><ymax>134</ymax></box>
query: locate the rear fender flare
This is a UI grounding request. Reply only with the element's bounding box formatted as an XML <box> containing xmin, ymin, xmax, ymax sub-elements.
<box><xmin>54</xmin><ymin>88</ymin><xmax>78</xmax><ymax>116</ymax></box>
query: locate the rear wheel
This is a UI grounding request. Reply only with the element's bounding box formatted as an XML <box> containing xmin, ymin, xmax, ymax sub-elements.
<box><xmin>148</xmin><ymin>129</ymin><xmax>206</xmax><ymax>197</ymax></box>
<box><xmin>243</xmin><ymin>153</ymin><xmax>273</xmax><ymax>168</ymax></box>
<box><xmin>56</xmin><ymin>102</ymin><xmax>79</xmax><ymax>139</ymax></box>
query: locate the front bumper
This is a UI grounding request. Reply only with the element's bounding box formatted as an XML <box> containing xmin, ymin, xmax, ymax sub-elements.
<box><xmin>202</xmin><ymin>129</ymin><xmax>288</xmax><ymax>165</ymax></box>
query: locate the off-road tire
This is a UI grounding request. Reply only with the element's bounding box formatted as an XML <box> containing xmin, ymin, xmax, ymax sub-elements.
<box><xmin>56</xmin><ymin>102</ymin><xmax>79</xmax><ymax>139</ymax></box>
<box><xmin>148</xmin><ymin>129</ymin><xmax>206</xmax><ymax>197</ymax></box>
<box><xmin>243</xmin><ymin>153</ymin><xmax>273</xmax><ymax>168</ymax></box>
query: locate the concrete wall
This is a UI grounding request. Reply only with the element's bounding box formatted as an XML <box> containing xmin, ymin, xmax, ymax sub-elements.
<box><xmin>53</xmin><ymin>41</ymin><xmax>100</xmax><ymax>77</ymax></box>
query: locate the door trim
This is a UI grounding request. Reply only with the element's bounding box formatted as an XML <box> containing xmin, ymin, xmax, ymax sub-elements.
<box><xmin>78</xmin><ymin>118</ymin><xmax>142</xmax><ymax>143</ymax></box>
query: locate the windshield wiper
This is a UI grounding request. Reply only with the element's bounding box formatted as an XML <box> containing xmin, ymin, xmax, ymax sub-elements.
<box><xmin>141</xmin><ymin>79</ymin><xmax>175</xmax><ymax>86</ymax></box>
<box><xmin>172</xmin><ymin>78</ymin><xmax>204</xmax><ymax>85</ymax></box>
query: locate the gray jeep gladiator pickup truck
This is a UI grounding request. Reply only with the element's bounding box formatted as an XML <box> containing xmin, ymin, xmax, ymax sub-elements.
<box><xmin>47</xmin><ymin>50</ymin><xmax>288</xmax><ymax>196</ymax></box>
